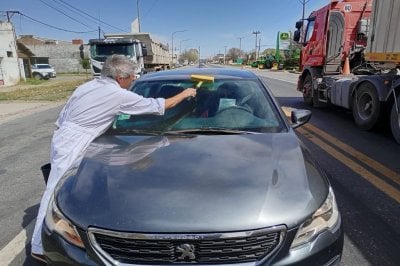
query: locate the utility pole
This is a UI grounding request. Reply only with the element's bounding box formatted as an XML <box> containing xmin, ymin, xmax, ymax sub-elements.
<box><xmin>198</xmin><ymin>46</ymin><xmax>201</xmax><ymax>68</ymax></box>
<box><xmin>6</xmin><ymin>11</ymin><xmax>19</xmax><ymax>22</ymax></box>
<box><xmin>179</xmin><ymin>39</ymin><xmax>190</xmax><ymax>55</ymax></box>
<box><xmin>298</xmin><ymin>0</ymin><xmax>310</xmax><ymax>36</ymax></box>
<box><xmin>252</xmin><ymin>30</ymin><xmax>260</xmax><ymax>60</ymax></box>
<box><xmin>237</xmin><ymin>37</ymin><xmax>244</xmax><ymax>59</ymax></box>
<box><xmin>224</xmin><ymin>46</ymin><xmax>227</xmax><ymax>64</ymax></box>
<box><xmin>136</xmin><ymin>0</ymin><xmax>141</xmax><ymax>32</ymax></box>
<box><xmin>98</xmin><ymin>26</ymin><xmax>101</xmax><ymax>39</ymax></box>
<box><xmin>171</xmin><ymin>30</ymin><xmax>187</xmax><ymax>67</ymax></box>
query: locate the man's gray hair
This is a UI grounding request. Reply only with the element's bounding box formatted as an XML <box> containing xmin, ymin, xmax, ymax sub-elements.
<box><xmin>101</xmin><ymin>54</ymin><xmax>138</xmax><ymax>79</ymax></box>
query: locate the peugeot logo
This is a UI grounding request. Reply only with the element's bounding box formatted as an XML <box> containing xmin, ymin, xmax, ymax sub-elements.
<box><xmin>176</xmin><ymin>243</ymin><xmax>196</xmax><ymax>261</ymax></box>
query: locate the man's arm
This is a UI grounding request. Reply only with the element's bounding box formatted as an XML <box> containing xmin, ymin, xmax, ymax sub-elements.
<box><xmin>164</xmin><ymin>88</ymin><xmax>197</xmax><ymax>110</ymax></box>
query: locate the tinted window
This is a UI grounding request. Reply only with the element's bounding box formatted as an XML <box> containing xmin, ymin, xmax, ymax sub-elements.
<box><xmin>91</xmin><ymin>44</ymin><xmax>135</xmax><ymax>58</ymax></box>
<box><xmin>35</xmin><ymin>64</ymin><xmax>52</xmax><ymax>69</ymax></box>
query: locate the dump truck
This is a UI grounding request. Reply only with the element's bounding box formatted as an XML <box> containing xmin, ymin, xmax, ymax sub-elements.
<box><xmin>294</xmin><ymin>0</ymin><xmax>400</xmax><ymax>144</ymax></box>
<box><xmin>84</xmin><ymin>38</ymin><xmax>147</xmax><ymax>77</ymax></box>
<box><xmin>83</xmin><ymin>33</ymin><xmax>170</xmax><ymax>77</ymax></box>
<box><xmin>104</xmin><ymin>33</ymin><xmax>170</xmax><ymax>72</ymax></box>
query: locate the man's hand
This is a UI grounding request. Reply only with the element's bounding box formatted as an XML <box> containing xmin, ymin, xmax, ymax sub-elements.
<box><xmin>182</xmin><ymin>88</ymin><xmax>197</xmax><ymax>99</ymax></box>
<box><xmin>164</xmin><ymin>88</ymin><xmax>197</xmax><ymax>110</ymax></box>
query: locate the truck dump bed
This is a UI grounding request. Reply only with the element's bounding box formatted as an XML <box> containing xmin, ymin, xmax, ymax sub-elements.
<box><xmin>365</xmin><ymin>0</ymin><xmax>400</xmax><ymax>63</ymax></box>
<box><xmin>129</xmin><ymin>33</ymin><xmax>170</xmax><ymax>66</ymax></box>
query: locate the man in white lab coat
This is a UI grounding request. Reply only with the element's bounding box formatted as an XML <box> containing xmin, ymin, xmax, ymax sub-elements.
<box><xmin>31</xmin><ymin>54</ymin><xmax>197</xmax><ymax>262</ymax></box>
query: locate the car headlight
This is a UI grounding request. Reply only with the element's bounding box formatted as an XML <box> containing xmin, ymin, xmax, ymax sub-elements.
<box><xmin>45</xmin><ymin>195</ymin><xmax>85</xmax><ymax>248</ymax></box>
<box><xmin>291</xmin><ymin>187</ymin><xmax>340</xmax><ymax>248</ymax></box>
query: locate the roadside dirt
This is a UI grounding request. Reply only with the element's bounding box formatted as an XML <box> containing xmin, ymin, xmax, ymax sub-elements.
<box><xmin>0</xmin><ymin>74</ymin><xmax>91</xmax><ymax>123</ymax></box>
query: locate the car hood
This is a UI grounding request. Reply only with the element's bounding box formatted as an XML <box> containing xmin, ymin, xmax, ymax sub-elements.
<box><xmin>57</xmin><ymin>133</ymin><xmax>329</xmax><ymax>232</ymax></box>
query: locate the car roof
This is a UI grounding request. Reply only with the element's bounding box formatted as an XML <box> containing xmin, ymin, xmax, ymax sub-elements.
<box><xmin>138</xmin><ymin>68</ymin><xmax>258</xmax><ymax>82</ymax></box>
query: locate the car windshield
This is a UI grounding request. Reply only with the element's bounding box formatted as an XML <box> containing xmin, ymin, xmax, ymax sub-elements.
<box><xmin>110</xmin><ymin>78</ymin><xmax>286</xmax><ymax>135</ymax></box>
<box><xmin>90</xmin><ymin>44</ymin><xmax>135</xmax><ymax>60</ymax></box>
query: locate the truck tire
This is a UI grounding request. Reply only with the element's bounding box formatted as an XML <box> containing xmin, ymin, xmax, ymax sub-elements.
<box><xmin>390</xmin><ymin>94</ymin><xmax>400</xmax><ymax>144</ymax></box>
<box><xmin>352</xmin><ymin>82</ymin><xmax>380</xmax><ymax>130</ymax></box>
<box><xmin>302</xmin><ymin>74</ymin><xmax>314</xmax><ymax>106</ymax></box>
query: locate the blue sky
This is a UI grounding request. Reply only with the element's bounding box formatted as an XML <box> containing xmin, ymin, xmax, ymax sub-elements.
<box><xmin>1</xmin><ymin>0</ymin><xmax>328</xmax><ymax>57</ymax></box>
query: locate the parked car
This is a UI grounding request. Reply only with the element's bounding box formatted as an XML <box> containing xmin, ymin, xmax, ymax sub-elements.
<box><xmin>41</xmin><ymin>68</ymin><xmax>343</xmax><ymax>265</ymax></box>
<box><xmin>31</xmin><ymin>64</ymin><xmax>56</xmax><ymax>80</ymax></box>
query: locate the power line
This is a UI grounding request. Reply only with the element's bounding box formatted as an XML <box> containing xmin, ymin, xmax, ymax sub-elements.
<box><xmin>18</xmin><ymin>11</ymin><xmax>97</xmax><ymax>34</ymax></box>
<box><xmin>298</xmin><ymin>0</ymin><xmax>311</xmax><ymax>22</ymax></box>
<box><xmin>142</xmin><ymin>0</ymin><xmax>159</xmax><ymax>20</ymax></box>
<box><xmin>38</xmin><ymin>0</ymin><xmax>94</xmax><ymax>30</ymax></box>
<box><xmin>53</xmin><ymin>0</ymin><xmax>128</xmax><ymax>32</ymax></box>
<box><xmin>51</xmin><ymin>0</ymin><xmax>98</xmax><ymax>25</ymax></box>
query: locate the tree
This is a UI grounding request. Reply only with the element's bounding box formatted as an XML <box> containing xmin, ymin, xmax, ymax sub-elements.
<box><xmin>80</xmin><ymin>58</ymin><xmax>90</xmax><ymax>77</ymax></box>
<box><xmin>226</xmin><ymin>48</ymin><xmax>242</xmax><ymax>62</ymax></box>
<box><xmin>81</xmin><ymin>58</ymin><xmax>90</xmax><ymax>70</ymax></box>
<box><xmin>179</xmin><ymin>48</ymin><xmax>199</xmax><ymax>63</ymax></box>
<box><xmin>262</xmin><ymin>48</ymin><xmax>276</xmax><ymax>55</ymax></box>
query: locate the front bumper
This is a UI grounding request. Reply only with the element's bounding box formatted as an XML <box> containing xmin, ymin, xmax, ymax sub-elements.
<box><xmin>43</xmin><ymin>217</ymin><xmax>343</xmax><ymax>266</ymax></box>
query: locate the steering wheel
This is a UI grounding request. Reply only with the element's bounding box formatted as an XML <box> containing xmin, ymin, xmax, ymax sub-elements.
<box><xmin>216</xmin><ymin>105</ymin><xmax>253</xmax><ymax>115</ymax></box>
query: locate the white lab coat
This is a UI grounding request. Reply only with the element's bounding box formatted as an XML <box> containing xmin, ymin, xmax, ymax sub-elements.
<box><xmin>31</xmin><ymin>77</ymin><xmax>165</xmax><ymax>255</ymax></box>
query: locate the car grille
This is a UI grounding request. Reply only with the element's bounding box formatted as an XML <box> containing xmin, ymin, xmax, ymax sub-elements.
<box><xmin>88</xmin><ymin>226</ymin><xmax>285</xmax><ymax>265</ymax></box>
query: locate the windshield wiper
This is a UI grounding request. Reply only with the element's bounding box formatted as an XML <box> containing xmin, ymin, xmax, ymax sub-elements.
<box><xmin>165</xmin><ymin>128</ymin><xmax>258</xmax><ymax>135</ymax></box>
<box><xmin>110</xmin><ymin>128</ymin><xmax>162</xmax><ymax>135</ymax></box>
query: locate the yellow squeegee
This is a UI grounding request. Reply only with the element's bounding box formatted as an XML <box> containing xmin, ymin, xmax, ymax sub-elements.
<box><xmin>190</xmin><ymin>74</ymin><xmax>215</xmax><ymax>88</ymax></box>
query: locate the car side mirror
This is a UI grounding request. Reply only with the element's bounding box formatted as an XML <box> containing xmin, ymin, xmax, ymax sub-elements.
<box><xmin>291</xmin><ymin>109</ymin><xmax>311</xmax><ymax>128</ymax></box>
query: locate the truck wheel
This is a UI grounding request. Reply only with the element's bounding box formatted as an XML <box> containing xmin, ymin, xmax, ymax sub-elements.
<box><xmin>302</xmin><ymin>74</ymin><xmax>314</xmax><ymax>106</ymax></box>
<box><xmin>352</xmin><ymin>82</ymin><xmax>380</xmax><ymax>130</ymax></box>
<box><xmin>390</xmin><ymin>94</ymin><xmax>400</xmax><ymax>144</ymax></box>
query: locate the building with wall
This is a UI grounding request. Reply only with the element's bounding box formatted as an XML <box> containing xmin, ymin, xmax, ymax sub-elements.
<box><xmin>0</xmin><ymin>21</ymin><xmax>25</xmax><ymax>87</ymax></box>
<box><xmin>18</xmin><ymin>35</ymin><xmax>88</xmax><ymax>74</ymax></box>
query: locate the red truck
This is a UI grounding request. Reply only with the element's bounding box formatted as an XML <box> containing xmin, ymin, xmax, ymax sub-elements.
<box><xmin>294</xmin><ymin>0</ymin><xmax>400</xmax><ymax>144</ymax></box>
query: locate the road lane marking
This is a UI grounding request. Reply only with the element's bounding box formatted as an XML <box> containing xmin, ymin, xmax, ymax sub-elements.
<box><xmin>305</xmin><ymin>123</ymin><xmax>400</xmax><ymax>186</ymax></box>
<box><xmin>283</xmin><ymin>106</ymin><xmax>400</xmax><ymax>182</ymax></box>
<box><xmin>0</xmin><ymin>219</ymin><xmax>35</xmax><ymax>265</ymax></box>
<box><xmin>298</xmin><ymin>127</ymin><xmax>400</xmax><ymax>204</ymax></box>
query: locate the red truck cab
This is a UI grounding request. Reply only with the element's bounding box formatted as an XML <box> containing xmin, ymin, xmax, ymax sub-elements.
<box><xmin>297</xmin><ymin>0</ymin><xmax>372</xmax><ymax>73</ymax></box>
<box><xmin>293</xmin><ymin>0</ymin><xmax>400</xmax><ymax>145</ymax></box>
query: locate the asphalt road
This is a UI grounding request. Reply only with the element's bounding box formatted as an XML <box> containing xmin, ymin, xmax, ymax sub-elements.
<box><xmin>0</xmin><ymin>104</ymin><xmax>63</xmax><ymax>265</ymax></box>
<box><xmin>0</xmin><ymin>69</ymin><xmax>399</xmax><ymax>265</ymax></box>
<box><xmin>257</xmin><ymin>70</ymin><xmax>400</xmax><ymax>266</ymax></box>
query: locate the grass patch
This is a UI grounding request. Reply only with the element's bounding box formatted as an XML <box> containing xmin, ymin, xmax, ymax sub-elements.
<box><xmin>0</xmin><ymin>79</ymin><xmax>87</xmax><ymax>101</ymax></box>
<box><xmin>23</xmin><ymin>78</ymin><xmax>47</xmax><ymax>85</ymax></box>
